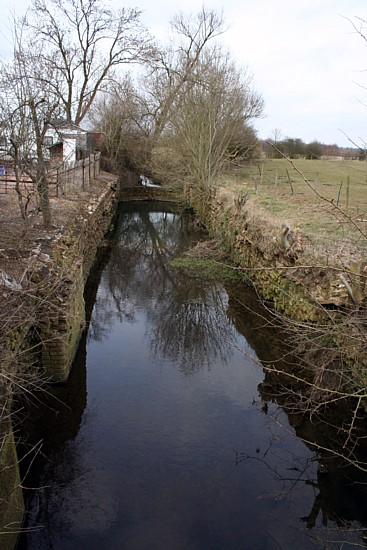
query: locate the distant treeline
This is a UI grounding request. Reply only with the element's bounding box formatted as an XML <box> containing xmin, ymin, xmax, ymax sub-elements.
<box><xmin>260</xmin><ymin>138</ymin><xmax>365</xmax><ymax>160</ymax></box>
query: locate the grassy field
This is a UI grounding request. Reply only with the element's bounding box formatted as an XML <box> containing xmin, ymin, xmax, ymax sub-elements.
<box><xmin>220</xmin><ymin>158</ymin><xmax>367</xmax><ymax>257</ymax></box>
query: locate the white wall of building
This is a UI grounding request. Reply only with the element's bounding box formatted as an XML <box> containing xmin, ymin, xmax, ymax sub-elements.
<box><xmin>44</xmin><ymin>125</ymin><xmax>87</xmax><ymax>164</ymax></box>
<box><xmin>63</xmin><ymin>138</ymin><xmax>77</xmax><ymax>164</ymax></box>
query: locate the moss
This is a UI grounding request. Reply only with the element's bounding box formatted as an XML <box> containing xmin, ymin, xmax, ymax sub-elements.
<box><xmin>170</xmin><ymin>257</ymin><xmax>248</xmax><ymax>285</ymax></box>
<box><xmin>250</xmin><ymin>265</ymin><xmax>320</xmax><ymax>321</ymax></box>
<box><xmin>188</xmin><ymin>193</ymin><xmax>323</xmax><ymax>321</ymax></box>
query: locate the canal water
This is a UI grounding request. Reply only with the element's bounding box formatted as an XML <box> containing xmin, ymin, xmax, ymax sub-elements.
<box><xmin>18</xmin><ymin>203</ymin><xmax>367</xmax><ymax>549</ymax></box>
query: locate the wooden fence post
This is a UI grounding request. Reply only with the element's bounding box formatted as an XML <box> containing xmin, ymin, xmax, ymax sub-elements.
<box><xmin>286</xmin><ymin>168</ymin><xmax>294</xmax><ymax>195</ymax></box>
<box><xmin>346</xmin><ymin>175</ymin><xmax>350</xmax><ymax>211</ymax></box>
<box><xmin>336</xmin><ymin>180</ymin><xmax>343</xmax><ymax>206</ymax></box>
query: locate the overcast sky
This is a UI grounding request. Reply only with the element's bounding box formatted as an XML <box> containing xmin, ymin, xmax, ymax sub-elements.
<box><xmin>1</xmin><ymin>0</ymin><xmax>367</xmax><ymax>146</ymax></box>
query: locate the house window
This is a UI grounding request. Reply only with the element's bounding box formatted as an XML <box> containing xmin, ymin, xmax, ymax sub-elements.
<box><xmin>44</xmin><ymin>136</ymin><xmax>53</xmax><ymax>147</ymax></box>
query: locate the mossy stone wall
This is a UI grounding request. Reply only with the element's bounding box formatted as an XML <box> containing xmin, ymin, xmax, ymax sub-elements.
<box><xmin>40</xmin><ymin>185</ymin><xmax>117</xmax><ymax>382</ymax></box>
<box><xmin>191</xmin><ymin>193</ymin><xmax>321</xmax><ymax>321</ymax></box>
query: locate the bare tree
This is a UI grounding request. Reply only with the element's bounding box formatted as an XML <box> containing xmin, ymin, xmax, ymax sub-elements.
<box><xmin>90</xmin><ymin>76</ymin><xmax>152</xmax><ymax>172</ymax></box>
<box><xmin>0</xmin><ymin>92</ymin><xmax>31</xmax><ymax>221</ymax></box>
<box><xmin>92</xmin><ymin>9</ymin><xmax>262</xmax><ymax>189</ymax></box>
<box><xmin>145</xmin><ymin>8</ymin><xmax>224</xmax><ymax>140</ymax></box>
<box><xmin>169</xmin><ymin>47</ymin><xmax>263</xmax><ymax>199</ymax></box>
<box><xmin>0</xmin><ymin>27</ymin><xmax>63</xmax><ymax>226</ymax></box>
<box><xmin>27</xmin><ymin>0</ymin><xmax>150</xmax><ymax>126</ymax></box>
<box><xmin>90</xmin><ymin>8</ymin><xmax>224</xmax><ymax>165</ymax></box>
<box><xmin>1</xmin><ymin>0</ymin><xmax>148</xmax><ymax>226</ymax></box>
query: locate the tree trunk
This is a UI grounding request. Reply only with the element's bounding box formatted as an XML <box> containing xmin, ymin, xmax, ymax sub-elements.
<box><xmin>37</xmin><ymin>168</ymin><xmax>52</xmax><ymax>227</ymax></box>
<box><xmin>29</xmin><ymin>100</ymin><xmax>52</xmax><ymax>228</ymax></box>
<box><xmin>11</xmin><ymin>144</ymin><xmax>27</xmax><ymax>222</ymax></box>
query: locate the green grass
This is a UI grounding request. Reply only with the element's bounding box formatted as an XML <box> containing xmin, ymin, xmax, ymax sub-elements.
<box><xmin>220</xmin><ymin>158</ymin><xmax>367</xmax><ymax>253</ymax></box>
<box><xmin>224</xmin><ymin>158</ymin><xmax>367</xmax><ymax>194</ymax></box>
<box><xmin>170</xmin><ymin>257</ymin><xmax>247</xmax><ymax>284</ymax></box>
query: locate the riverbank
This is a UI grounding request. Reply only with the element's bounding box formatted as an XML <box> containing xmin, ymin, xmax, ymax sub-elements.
<box><xmin>166</xmin><ymin>179</ymin><xmax>367</xmax><ymax>476</ymax></box>
<box><xmin>187</xmin><ymin>183</ymin><xmax>367</xmax><ymax>319</ymax></box>
<box><xmin>221</xmin><ymin>158</ymin><xmax>367</xmax><ymax>258</ymax></box>
<box><xmin>1</xmin><ymin>171</ymin><xmax>118</xmax><ymax>383</ymax></box>
<box><xmin>0</xmin><ymin>170</ymin><xmax>118</xmax><ymax>546</ymax></box>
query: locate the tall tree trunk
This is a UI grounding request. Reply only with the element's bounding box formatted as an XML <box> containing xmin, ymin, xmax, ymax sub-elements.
<box><xmin>37</xmin><ymin>167</ymin><xmax>52</xmax><ymax>227</ymax></box>
<box><xmin>30</xmin><ymin>100</ymin><xmax>52</xmax><ymax>227</ymax></box>
<box><xmin>10</xmin><ymin>142</ymin><xmax>27</xmax><ymax>222</ymax></box>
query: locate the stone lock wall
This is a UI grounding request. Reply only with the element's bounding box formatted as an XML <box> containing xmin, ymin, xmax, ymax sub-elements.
<box><xmin>40</xmin><ymin>262</ymin><xmax>86</xmax><ymax>382</ymax></box>
<box><xmin>39</xmin><ymin>185</ymin><xmax>117</xmax><ymax>382</ymax></box>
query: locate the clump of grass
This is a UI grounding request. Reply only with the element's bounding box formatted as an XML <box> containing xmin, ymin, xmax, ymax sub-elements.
<box><xmin>170</xmin><ymin>256</ymin><xmax>247</xmax><ymax>284</ymax></box>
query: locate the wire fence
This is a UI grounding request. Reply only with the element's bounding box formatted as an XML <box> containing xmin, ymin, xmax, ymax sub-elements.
<box><xmin>0</xmin><ymin>152</ymin><xmax>101</xmax><ymax>197</ymax></box>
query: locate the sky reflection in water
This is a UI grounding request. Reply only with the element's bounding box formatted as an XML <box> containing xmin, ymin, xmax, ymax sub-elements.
<box><xmin>19</xmin><ymin>203</ymin><xmax>367</xmax><ymax>550</ymax></box>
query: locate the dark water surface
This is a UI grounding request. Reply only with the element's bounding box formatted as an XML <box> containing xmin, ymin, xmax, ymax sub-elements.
<box><xmin>18</xmin><ymin>203</ymin><xmax>367</xmax><ymax>550</ymax></box>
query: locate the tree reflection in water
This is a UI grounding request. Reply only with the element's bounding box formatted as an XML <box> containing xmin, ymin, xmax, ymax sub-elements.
<box><xmin>148</xmin><ymin>282</ymin><xmax>235</xmax><ymax>374</ymax></box>
<box><xmin>89</xmin><ymin>204</ymin><xmax>235</xmax><ymax>373</ymax></box>
<box><xmin>227</xmin><ymin>285</ymin><xmax>367</xmax><ymax>547</ymax></box>
<box><xmin>18</xmin><ymin>203</ymin><xmax>367</xmax><ymax>550</ymax></box>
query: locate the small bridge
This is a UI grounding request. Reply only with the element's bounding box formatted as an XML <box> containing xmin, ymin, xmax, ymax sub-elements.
<box><xmin>119</xmin><ymin>184</ymin><xmax>182</xmax><ymax>203</ymax></box>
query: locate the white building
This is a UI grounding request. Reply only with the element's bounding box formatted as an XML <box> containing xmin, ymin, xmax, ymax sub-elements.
<box><xmin>44</xmin><ymin>122</ymin><xmax>88</xmax><ymax>165</ymax></box>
